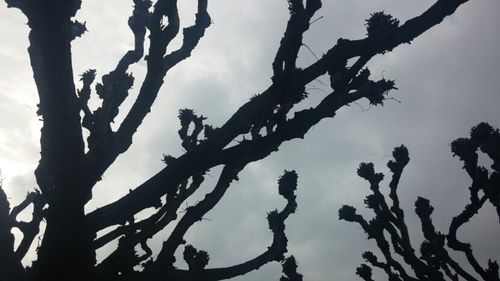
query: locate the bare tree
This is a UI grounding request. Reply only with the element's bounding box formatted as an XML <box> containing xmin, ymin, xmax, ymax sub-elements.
<box><xmin>339</xmin><ymin>123</ymin><xmax>500</xmax><ymax>281</ymax></box>
<box><xmin>0</xmin><ymin>0</ymin><xmax>474</xmax><ymax>280</ymax></box>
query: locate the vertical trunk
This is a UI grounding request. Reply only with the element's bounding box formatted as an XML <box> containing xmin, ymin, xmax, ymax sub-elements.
<box><xmin>34</xmin><ymin>202</ymin><xmax>94</xmax><ymax>281</ymax></box>
<box><xmin>22</xmin><ymin>2</ymin><xmax>93</xmax><ymax>281</ymax></box>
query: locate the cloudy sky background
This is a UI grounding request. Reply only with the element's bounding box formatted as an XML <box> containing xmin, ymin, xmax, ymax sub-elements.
<box><xmin>1</xmin><ymin>0</ymin><xmax>499</xmax><ymax>280</ymax></box>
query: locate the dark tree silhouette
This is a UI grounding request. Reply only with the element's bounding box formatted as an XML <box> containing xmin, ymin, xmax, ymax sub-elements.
<box><xmin>0</xmin><ymin>0</ymin><xmax>474</xmax><ymax>280</ymax></box>
<box><xmin>339</xmin><ymin>123</ymin><xmax>500</xmax><ymax>281</ymax></box>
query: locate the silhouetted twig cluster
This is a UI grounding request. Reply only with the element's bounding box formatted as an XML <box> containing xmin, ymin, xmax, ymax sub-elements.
<box><xmin>340</xmin><ymin>123</ymin><xmax>500</xmax><ymax>281</ymax></box>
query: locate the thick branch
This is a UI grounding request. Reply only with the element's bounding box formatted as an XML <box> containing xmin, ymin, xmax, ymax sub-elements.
<box><xmin>153</xmin><ymin>165</ymin><xmax>241</xmax><ymax>269</ymax></box>
<box><xmin>272</xmin><ymin>0</ymin><xmax>321</xmax><ymax>78</ymax></box>
<box><xmin>93</xmin><ymin>174</ymin><xmax>202</xmax><ymax>250</ymax></box>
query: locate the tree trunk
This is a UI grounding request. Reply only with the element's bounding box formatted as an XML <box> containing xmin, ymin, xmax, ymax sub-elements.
<box><xmin>22</xmin><ymin>2</ymin><xmax>93</xmax><ymax>280</ymax></box>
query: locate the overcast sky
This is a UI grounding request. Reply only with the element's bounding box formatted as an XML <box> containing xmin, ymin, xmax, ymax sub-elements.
<box><xmin>0</xmin><ymin>0</ymin><xmax>499</xmax><ymax>280</ymax></box>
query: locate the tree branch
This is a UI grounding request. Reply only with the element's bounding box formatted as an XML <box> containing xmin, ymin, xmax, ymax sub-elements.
<box><xmin>150</xmin><ymin>171</ymin><xmax>299</xmax><ymax>281</ymax></box>
<box><xmin>84</xmin><ymin>0</ymin><xmax>212</xmax><ymax>189</ymax></box>
<box><xmin>84</xmin><ymin>0</ymin><xmax>151</xmax><ymax>153</ymax></box>
<box><xmin>0</xmin><ymin>185</ymin><xmax>26</xmax><ymax>281</ymax></box>
<box><xmin>10</xmin><ymin>191</ymin><xmax>45</xmax><ymax>260</ymax></box>
<box><xmin>272</xmin><ymin>0</ymin><xmax>321</xmax><ymax>79</ymax></box>
<box><xmin>152</xmin><ymin>164</ymin><xmax>242</xmax><ymax>270</ymax></box>
<box><xmin>341</xmin><ymin>128</ymin><xmax>500</xmax><ymax>281</ymax></box>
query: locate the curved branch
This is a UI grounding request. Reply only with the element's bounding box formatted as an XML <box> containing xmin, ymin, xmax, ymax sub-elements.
<box><xmin>93</xmin><ymin>174</ymin><xmax>202</xmax><ymax>250</ymax></box>
<box><xmin>163</xmin><ymin>0</ymin><xmax>211</xmax><ymax>69</ymax></box>
<box><xmin>151</xmin><ymin>171</ymin><xmax>299</xmax><ymax>281</ymax></box>
<box><xmin>11</xmin><ymin>191</ymin><xmax>45</xmax><ymax>259</ymax></box>
<box><xmin>153</xmin><ymin>164</ymin><xmax>241</xmax><ymax>268</ymax></box>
